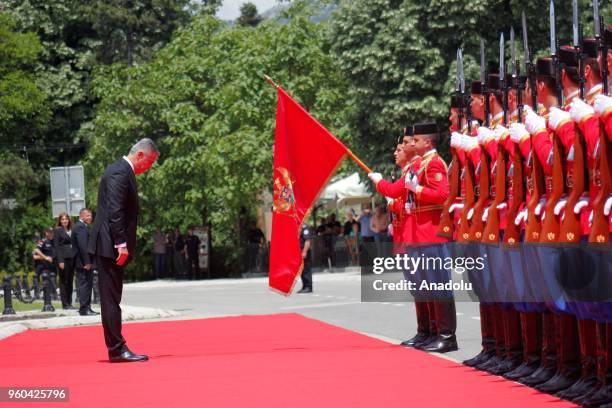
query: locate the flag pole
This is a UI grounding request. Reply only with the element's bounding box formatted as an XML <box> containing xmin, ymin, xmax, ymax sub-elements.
<box><xmin>264</xmin><ymin>74</ymin><xmax>372</xmax><ymax>174</ymax></box>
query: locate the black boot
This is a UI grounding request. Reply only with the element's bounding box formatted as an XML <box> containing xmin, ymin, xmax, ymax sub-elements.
<box><xmin>423</xmin><ymin>300</ymin><xmax>457</xmax><ymax>353</ymax></box>
<box><xmin>519</xmin><ymin>364</ymin><xmax>557</xmax><ymax>386</ymax></box>
<box><xmin>504</xmin><ymin>360</ymin><xmax>541</xmax><ymax>381</ymax></box>
<box><xmin>580</xmin><ymin>383</ymin><xmax>612</xmax><ymax>408</ymax></box>
<box><xmin>463</xmin><ymin>346</ymin><xmax>495</xmax><ymax>367</ymax></box>
<box><xmin>535</xmin><ymin>370</ymin><xmax>580</xmax><ymax>394</ymax></box>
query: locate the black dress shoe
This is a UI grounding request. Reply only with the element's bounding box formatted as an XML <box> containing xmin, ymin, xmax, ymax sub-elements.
<box><xmin>400</xmin><ymin>333</ymin><xmax>429</xmax><ymax>347</ymax></box>
<box><xmin>556</xmin><ymin>376</ymin><xmax>597</xmax><ymax>400</ymax></box>
<box><xmin>535</xmin><ymin>372</ymin><xmax>579</xmax><ymax>394</ymax></box>
<box><xmin>79</xmin><ymin>310</ymin><xmax>100</xmax><ymax>316</ymax></box>
<box><xmin>503</xmin><ymin>361</ymin><xmax>540</xmax><ymax>381</ymax></box>
<box><xmin>422</xmin><ymin>335</ymin><xmax>458</xmax><ymax>353</ymax></box>
<box><xmin>297</xmin><ymin>287</ymin><xmax>312</xmax><ymax>294</ymax></box>
<box><xmin>109</xmin><ymin>349</ymin><xmax>149</xmax><ymax>363</ymax></box>
<box><xmin>414</xmin><ymin>335</ymin><xmax>437</xmax><ymax>349</ymax></box>
<box><xmin>463</xmin><ymin>349</ymin><xmax>495</xmax><ymax>367</ymax></box>
<box><xmin>519</xmin><ymin>365</ymin><xmax>557</xmax><ymax>386</ymax></box>
<box><xmin>63</xmin><ymin>305</ymin><xmax>75</xmax><ymax>310</ymax></box>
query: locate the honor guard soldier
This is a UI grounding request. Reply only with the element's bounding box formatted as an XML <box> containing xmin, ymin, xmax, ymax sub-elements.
<box><xmin>369</xmin><ymin>126</ymin><xmax>427</xmax><ymax>347</ymax></box>
<box><xmin>406</xmin><ymin>122</ymin><xmax>457</xmax><ymax>353</ymax></box>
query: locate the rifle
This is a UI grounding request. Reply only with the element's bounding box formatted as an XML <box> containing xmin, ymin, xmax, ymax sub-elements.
<box><xmin>466</xmin><ymin>41</ymin><xmax>490</xmax><ymax>240</ymax></box>
<box><xmin>559</xmin><ymin>0</ymin><xmax>588</xmax><ymax>244</ymax></box>
<box><xmin>540</xmin><ymin>0</ymin><xmax>566</xmax><ymax>243</ymax></box>
<box><xmin>589</xmin><ymin>1</ymin><xmax>610</xmax><ymax>243</ymax></box>
<box><xmin>504</xmin><ymin>27</ymin><xmax>526</xmax><ymax>247</ymax></box>
<box><xmin>520</xmin><ymin>12</ymin><xmax>546</xmax><ymax>243</ymax></box>
<box><xmin>438</xmin><ymin>49</ymin><xmax>464</xmax><ymax>238</ymax></box>
<box><xmin>482</xmin><ymin>32</ymin><xmax>508</xmax><ymax>244</ymax></box>
<box><xmin>522</xmin><ymin>11</ymin><xmax>538</xmax><ymax>112</ymax></box>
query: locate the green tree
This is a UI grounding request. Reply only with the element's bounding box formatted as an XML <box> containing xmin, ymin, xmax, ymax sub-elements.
<box><xmin>81</xmin><ymin>0</ymin><xmax>192</xmax><ymax>67</ymax></box>
<box><xmin>0</xmin><ymin>11</ymin><xmax>49</xmax><ymax>146</ymax></box>
<box><xmin>237</xmin><ymin>2</ymin><xmax>262</xmax><ymax>27</ymax></box>
<box><xmin>83</xmin><ymin>3</ymin><xmax>351</xmax><ymax>278</ymax></box>
<box><xmin>329</xmin><ymin>0</ymin><xmax>446</xmax><ymax>169</ymax></box>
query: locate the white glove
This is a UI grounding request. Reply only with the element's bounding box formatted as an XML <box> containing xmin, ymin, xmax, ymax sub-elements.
<box><xmin>548</xmin><ymin>107</ymin><xmax>571</xmax><ymax>131</ymax></box>
<box><xmin>368</xmin><ymin>172</ymin><xmax>382</xmax><ymax>184</ymax></box>
<box><xmin>573</xmin><ymin>196</ymin><xmax>589</xmax><ymax>214</ymax></box>
<box><xmin>494</xmin><ymin>125</ymin><xmax>509</xmax><ymax>141</ymax></box>
<box><xmin>569</xmin><ymin>98</ymin><xmax>594</xmax><ymax>124</ymax></box>
<box><xmin>605</xmin><ymin>195</ymin><xmax>612</xmax><ymax>216</ymax></box>
<box><xmin>515</xmin><ymin>208</ymin><xmax>528</xmax><ymax>226</ymax></box>
<box><xmin>523</xmin><ymin>104</ymin><xmax>534</xmax><ymax>114</ymax></box>
<box><xmin>386</xmin><ymin>197</ymin><xmax>394</xmax><ymax>206</ymax></box>
<box><xmin>477</xmin><ymin>127</ymin><xmax>494</xmax><ymax>145</ymax></box>
<box><xmin>554</xmin><ymin>197</ymin><xmax>568</xmax><ymax>216</ymax></box>
<box><xmin>496</xmin><ymin>202</ymin><xmax>507</xmax><ymax>210</ymax></box>
<box><xmin>482</xmin><ymin>206</ymin><xmax>490</xmax><ymax>222</ymax></box>
<box><xmin>509</xmin><ymin>122</ymin><xmax>529</xmax><ymax>143</ymax></box>
<box><xmin>535</xmin><ymin>197</ymin><xmax>546</xmax><ymax>216</ymax></box>
<box><xmin>467</xmin><ymin>207</ymin><xmax>475</xmax><ymax>220</ymax></box>
<box><xmin>449</xmin><ymin>203</ymin><xmax>464</xmax><ymax>213</ymax></box>
<box><xmin>463</xmin><ymin>135</ymin><xmax>478</xmax><ymax>151</ymax></box>
<box><xmin>450</xmin><ymin>132</ymin><xmax>462</xmax><ymax>148</ymax></box>
<box><xmin>405</xmin><ymin>174</ymin><xmax>419</xmax><ymax>192</ymax></box>
<box><xmin>589</xmin><ymin>210</ymin><xmax>593</xmax><ymax>225</ymax></box>
<box><xmin>525</xmin><ymin>109</ymin><xmax>546</xmax><ymax>134</ymax></box>
<box><xmin>594</xmin><ymin>94</ymin><xmax>612</xmax><ymax>116</ymax></box>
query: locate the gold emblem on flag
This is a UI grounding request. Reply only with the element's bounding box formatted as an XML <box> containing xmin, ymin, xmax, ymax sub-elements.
<box><xmin>273</xmin><ymin>167</ymin><xmax>297</xmax><ymax>218</ymax></box>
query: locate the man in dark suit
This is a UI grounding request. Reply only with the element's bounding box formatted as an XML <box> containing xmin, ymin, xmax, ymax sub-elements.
<box><xmin>73</xmin><ymin>208</ymin><xmax>98</xmax><ymax>316</ymax></box>
<box><xmin>88</xmin><ymin>138</ymin><xmax>159</xmax><ymax>363</ymax></box>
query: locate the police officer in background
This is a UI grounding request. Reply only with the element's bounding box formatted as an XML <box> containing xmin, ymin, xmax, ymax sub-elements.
<box><xmin>297</xmin><ymin>224</ymin><xmax>313</xmax><ymax>293</ymax></box>
<box><xmin>32</xmin><ymin>228</ymin><xmax>57</xmax><ymax>293</ymax></box>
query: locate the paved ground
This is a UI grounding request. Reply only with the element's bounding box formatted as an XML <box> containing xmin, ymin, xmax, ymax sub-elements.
<box><xmin>121</xmin><ymin>270</ymin><xmax>483</xmax><ymax>363</ymax></box>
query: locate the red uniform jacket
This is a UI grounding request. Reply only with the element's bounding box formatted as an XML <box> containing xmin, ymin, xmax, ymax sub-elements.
<box><xmin>376</xmin><ymin>157</ymin><xmax>422</xmax><ymax>247</ymax></box>
<box><xmin>407</xmin><ymin>150</ymin><xmax>449</xmax><ymax>244</ymax></box>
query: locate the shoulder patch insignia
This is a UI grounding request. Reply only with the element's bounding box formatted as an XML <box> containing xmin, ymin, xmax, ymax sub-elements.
<box><xmin>434</xmin><ymin>173</ymin><xmax>443</xmax><ymax>181</ymax></box>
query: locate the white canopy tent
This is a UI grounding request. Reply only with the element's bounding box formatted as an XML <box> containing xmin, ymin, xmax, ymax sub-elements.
<box><xmin>318</xmin><ymin>172</ymin><xmax>374</xmax><ymax>210</ymax></box>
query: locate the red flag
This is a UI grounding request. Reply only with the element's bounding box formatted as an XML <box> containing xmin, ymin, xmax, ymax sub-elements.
<box><xmin>269</xmin><ymin>87</ymin><xmax>348</xmax><ymax>295</ymax></box>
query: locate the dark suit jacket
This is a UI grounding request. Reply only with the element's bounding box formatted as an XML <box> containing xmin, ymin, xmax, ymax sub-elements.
<box><xmin>54</xmin><ymin>227</ymin><xmax>77</xmax><ymax>264</ymax></box>
<box><xmin>72</xmin><ymin>220</ymin><xmax>91</xmax><ymax>268</ymax></box>
<box><xmin>88</xmin><ymin>158</ymin><xmax>139</xmax><ymax>263</ymax></box>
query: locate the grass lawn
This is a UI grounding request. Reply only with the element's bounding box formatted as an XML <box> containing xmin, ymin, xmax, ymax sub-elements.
<box><xmin>3</xmin><ymin>299</ymin><xmax>62</xmax><ymax>313</ymax></box>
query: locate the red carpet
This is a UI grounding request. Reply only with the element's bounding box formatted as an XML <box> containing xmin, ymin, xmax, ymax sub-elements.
<box><xmin>0</xmin><ymin>313</ymin><xmax>575</xmax><ymax>407</ymax></box>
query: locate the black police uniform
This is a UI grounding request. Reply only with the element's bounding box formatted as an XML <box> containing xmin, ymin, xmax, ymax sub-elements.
<box><xmin>35</xmin><ymin>238</ymin><xmax>56</xmax><ymax>275</ymax></box>
<box><xmin>299</xmin><ymin>225</ymin><xmax>313</xmax><ymax>291</ymax></box>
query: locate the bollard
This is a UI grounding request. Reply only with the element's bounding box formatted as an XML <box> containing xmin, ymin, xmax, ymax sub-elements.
<box><xmin>49</xmin><ymin>271</ymin><xmax>58</xmax><ymax>301</ymax></box>
<box><xmin>3</xmin><ymin>274</ymin><xmax>16</xmax><ymax>315</ymax></box>
<box><xmin>32</xmin><ymin>272</ymin><xmax>41</xmax><ymax>300</ymax></box>
<box><xmin>41</xmin><ymin>271</ymin><xmax>55</xmax><ymax>312</ymax></box>
<box><xmin>92</xmin><ymin>269</ymin><xmax>100</xmax><ymax>305</ymax></box>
